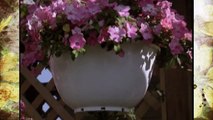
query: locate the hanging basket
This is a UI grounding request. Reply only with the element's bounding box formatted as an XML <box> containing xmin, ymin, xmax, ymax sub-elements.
<box><xmin>49</xmin><ymin>42</ymin><xmax>159</xmax><ymax>113</ymax></box>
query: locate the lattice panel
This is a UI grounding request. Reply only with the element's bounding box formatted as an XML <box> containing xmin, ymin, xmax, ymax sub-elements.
<box><xmin>21</xmin><ymin>67</ymin><xmax>74</xmax><ymax>120</ymax></box>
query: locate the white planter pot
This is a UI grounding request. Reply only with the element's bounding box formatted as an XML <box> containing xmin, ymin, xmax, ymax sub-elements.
<box><xmin>49</xmin><ymin>42</ymin><xmax>158</xmax><ymax>113</ymax></box>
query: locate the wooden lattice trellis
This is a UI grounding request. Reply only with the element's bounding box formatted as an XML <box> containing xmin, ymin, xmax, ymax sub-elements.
<box><xmin>21</xmin><ymin>66</ymin><xmax>192</xmax><ymax>120</ymax></box>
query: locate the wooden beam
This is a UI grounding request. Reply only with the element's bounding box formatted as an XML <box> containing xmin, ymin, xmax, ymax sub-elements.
<box><xmin>144</xmin><ymin>91</ymin><xmax>161</xmax><ymax>111</ymax></box>
<box><xmin>135</xmin><ymin>101</ymin><xmax>150</xmax><ymax>120</ymax></box>
<box><xmin>46</xmin><ymin>109</ymin><xmax>58</xmax><ymax>120</ymax></box>
<box><xmin>21</xmin><ymin>80</ymin><xmax>30</xmax><ymax>94</ymax></box>
<box><xmin>22</xmin><ymin>95</ymin><xmax>43</xmax><ymax>120</ymax></box>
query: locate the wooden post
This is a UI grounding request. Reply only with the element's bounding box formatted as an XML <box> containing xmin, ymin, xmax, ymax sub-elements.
<box><xmin>160</xmin><ymin>68</ymin><xmax>192</xmax><ymax>120</ymax></box>
<box><xmin>160</xmin><ymin>69</ymin><xmax>167</xmax><ymax>120</ymax></box>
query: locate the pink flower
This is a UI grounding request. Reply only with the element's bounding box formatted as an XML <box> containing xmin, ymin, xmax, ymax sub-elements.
<box><xmin>139</xmin><ymin>0</ymin><xmax>154</xmax><ymax>7</ymax></box>
<box><xmin>22</xmin><ymin>50</ymin><xmax>44</xmax><ymax>67</ymax></box>
<box><xmin>171</xmin><ymin>21</ymin><xmax>187</xmax><ymax>40</ymax></box>
<box><xmin>20</xmin><ymin>100</ymin><xmax>25</xmax><ymax>112</ymax></box>
<box><xmin>22</xmin><ymin>41</ymin><xmax>44</xmax><ymax>67</ymax></box>
<box><xmin>34</xmin><ymin>6</ymin><xmax>56</xmax><ymax>28</ymax></box>
<box><xmin>86</xmin><ymin>0</ymin><xmax>97</xmax><ymax>2</ymax></box>
<box><xmin>140</xmin><ymin>23</ymin><xmax>153</xmax><ymax>40</ymax></box>
<box><xmin>51</xmin><ymin>0</ymin><xmax>66</xmax><ymax>13</ymax></box>
<box><xmin>157</xmin><ymin>1</ymin><xmax>172</xmax><ymax>10</ymax></box>
<box><xmin>153</xmin><ymin>24</ymin><xmax>162</xmax><ymax>35</ymax></box>
<box><xmin>26</xmin><ymin>5</ymin><xmax>56</xmax><ymax>31</ymax></box>
<box><xmin>65</xmin><ymin>2</ymin><xmax>90</xmax><ymax>24</ymax></box>
<box><xmin>169</xmin><ymin>39</ymin><xmax>184</xmax><ymax>55</ymax></box>
<box><xmin>27</xmin><ymin>29</ymin><xmax>41</xmax><ymax>42</ymax></box>
<box><xmin>65</xmin><ymin>1</ymin><xmax>103</xmax><ymax>24</ymax></box>
<box><xmin>27</xmin><ymin>14</ymin><xmax>42</xmax><ymax>31</ymax></box>
<box><xmin>125</xmin><ymin>22</ymin><xmax>138</xmax><ymax>39</ymax></box>
<box><xmin>98</xmin><ymin>20</ymin><xmax>105</xmax><ymax>27</ymax></box>
<box><xmin>187</xmin><ymin>50</ymin><xmax>192</xmax><ymax>59</ymax></box>
<box><xmin>114</xmin><ymin>5</ymin><xmax>130</xmax><ymax>17</ymax></box>
<box><xmin>160</xmin><ymin>17</ymin><xmax>173</xmax><ymax>29</ymax></box>
<box><xmin>97</xmin><ymin>27</ymin><xmax>109</xmax><ymax>43</ymax></box>
<box><xmin>27</xmin><ymin>4</ymin><xmax>37</xmax><ymax>14</ymax></box>
<box><xmin>72</xmin><ymin>27</ymin><xmax>83</xmax><ymax>35</ymax></box>
<box><xmin>108</xmin><ymin>26</ymin><xmax>126</xmax><ymax>43</ymax></box>
<box><xmin>98</xmin><ymin>0</ymin><xmax>117</xmax><ymax>7</ymax></box>
<box><xmin>184</xmin><ymin>32</ymin><xmax>192</xmax><ymax>41</ymax></box>
<box><xmin>142</xmin><ymin>4</ymin><xmax>158</xmax><ymax>16</ymax></box>
<box><xmin>24</xmin><ymin>41</ymin><xmax>39</xmax><ymax>52</ymax></box>
<box><xmin>20</xmin><ymin>100</ymin><xmax>25</xmax><ymax>120</ymax></box>
<box><xmin>69</xmin><ymin>34</ymin><xmax>86</xmax><ymax>50</ymax></box>
<box><xmin>36</xmin><ymin>51</ymin><xmax>45</xmax><ymax>60</ymax></box>
<box><xmin>87</xmin><ymin>2</ymin><xmax>101</xmax><ymax>15</ymax></box>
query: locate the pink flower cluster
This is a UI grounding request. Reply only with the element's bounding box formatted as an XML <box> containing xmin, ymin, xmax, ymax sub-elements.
<box><xmin>64</xmin><ymin>0</ymin><xmax>114</xmax><ymax>24</ymax></box>
<box><xmin>157</xmin><ymin>1</ymin><xmax>191</xmax><ymax>55</ymax></box>
<box><xmin>21</xmin><ymin>0</ymin><xmax>192</xmax><ymax>69</ymax></box>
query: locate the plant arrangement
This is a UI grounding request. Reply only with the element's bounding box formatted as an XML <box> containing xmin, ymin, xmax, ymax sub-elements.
<box><xmin>21</xmin><ymin>0</ymin><xmax>192</xmax><ymax>73</ymax></box>
<box><xmin>194</xmin><ymin>0</ymin><xmax>213</xmax><ymax>119</ymax></box>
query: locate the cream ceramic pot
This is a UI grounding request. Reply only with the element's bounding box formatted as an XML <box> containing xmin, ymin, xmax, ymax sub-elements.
<box><xmin>49</xmin><ymin>42</ymin><xmax>158</xmax><ymax>113</ymax></box>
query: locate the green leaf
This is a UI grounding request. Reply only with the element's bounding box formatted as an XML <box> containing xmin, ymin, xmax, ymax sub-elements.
<box><xmin>78</xmin><ymin>48</ymin><xmax>86</xmax><ymax>54</ymax></box>
<box><xmin>93</xmin><ymin>21</ymin><xmax>100</xmax><ymax>31</ymax></box>
<box><xmin>72</xmin><ymin>50</ymin><xmax>79</xmax><ymax>58</ymax></box>
<box><xmin>113</xmin><ymin>44</ymin><xmax>121</xmax><ymax>53</ymax></box>
<box><xmin>62</xmin><ymin>24</ymin><xmax>70</xmax><ymax>33</ymax></box>
<box><xmin>70</xmin><ymin>51</ymin><xmax>76</xmax><ymax>61</ymax></box>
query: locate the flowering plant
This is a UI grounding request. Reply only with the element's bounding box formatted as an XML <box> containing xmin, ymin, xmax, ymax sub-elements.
<box><xmin>21</xmin><ymin>0</ymin><xmax>192</xmax><ymax>71</ymax></box>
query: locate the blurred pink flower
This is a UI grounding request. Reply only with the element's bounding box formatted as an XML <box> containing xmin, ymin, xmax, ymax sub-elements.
<box><xmin>34</xmin><ymin>6</ymin><xmax>56</xmax><ymax>28</ymax></box>
<box><xmin>108</xmin><ymin>26</ymin><xmax>126</xmax><ymax>43</ymax></box>
<box><xmin>187</xmin><ymin>50</ymin><xmax>192</xmax><ymax>59</ymax></box>
<box><xmin>169</xmin><ymin>39</ymin><xmax>184</xmax><ymax>55</ymax></box>
<box><xmin>157</xmin><ymin>0</ymin><xmax>172</xmax><ymax>10</ymax></box>
<box><xmin>142</xmin><ymin>4</ymin><xmax>158</xmax><ymax>16</ymax></box>
<box><xmin>72</xmin><ymin>27</ymin><xmax>83</xmax><ymax>35</ymax></box>
<box><xmin>26</xmin><ymin>14</ymin><xmax>42</xmax><ymax>31</ymax></box>
<box><xmin>140</xmin><ymin>23</ymin><xmax>153</xmax><ymax>40</ymax></box>
<box><xmin>153</xmin><ymin>24</ymin><xmax>162</xmax><ymax>35</ymax></box>
<box><xmin>184</xmin><ymin>32</ymin><xmax>192</xmax><ymax>41</ymax></box>
<box><xmin>97</xmin><ymin>27</ymin><xmax>109</xmax><ymax>43</ymax></box>
<box><xmin>51</xmin><ymin>0</ymin><xmax>66</xmax><ymax>13</ymax></box>
<box><xmin>125</xmin><ymin>22</ymin><xmax>138</xmax><ymax>39</ymax></box>
<box><xmin>65</xmin><ymin>0</ymin><xmax>103</xmax><ymax>24</ymax></box>
<box><xmin>160</xmin><ymin>17</ymin><xmax>173</xmax><ymax>29</ymax></box>
<box><xmin>139</xmin><ymin>0</ymin><xmax>154</xmax><ymax>7</ymax></box>
<box><xmin>69</xmin><ymin>34</ymin><xmax>86</xmax><ymax>50</ymax></box>
<box><xmin>87</xmin><ymin>2</ymin><xmax>101</xmax><ymax>15</ymax></box>
<box><xmin>171</xmin><ymin>21</ymin><xmax>187</xmax><ymax>40</ymax></box>
<box><xmin>114</xmin><ymin>5</ymin><xmax>130</xmax><ymax>17</ymax></box>
<box><xmin>65</xmin><ymin>2</ymin><xmax>90</xmax><ymax>24</ymax></box>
